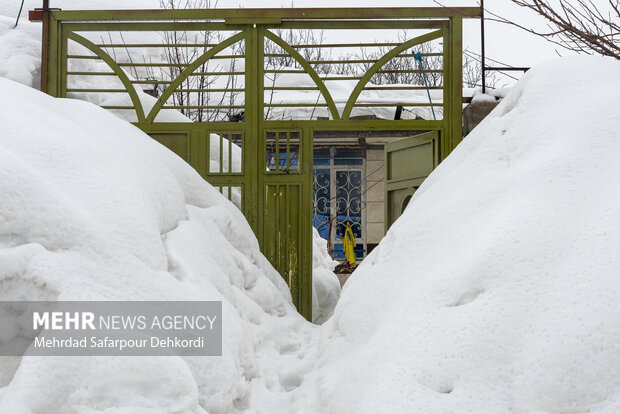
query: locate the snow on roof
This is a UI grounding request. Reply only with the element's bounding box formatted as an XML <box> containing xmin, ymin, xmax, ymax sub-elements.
<box><xmin>263</xmin><ymin>72</ymin><xmax>446</xmax><ymax>121</ymax></box>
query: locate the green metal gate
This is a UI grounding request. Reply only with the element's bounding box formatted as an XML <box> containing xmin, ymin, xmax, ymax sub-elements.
<box><xmin>384</xmin><ymin>131</ymin><xmax>439</xmax><ymax>230</ymax></box>
<box><xmin>35</xmin><ymin>7</ymin><xmax>481</xmax><ymax>319</ymax></box>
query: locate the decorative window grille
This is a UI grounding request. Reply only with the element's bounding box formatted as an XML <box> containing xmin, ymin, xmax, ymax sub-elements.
<box><xmin>313</xmin><ymin>147</ymin><xmax>366</xmax><ymax>260</ymax></box>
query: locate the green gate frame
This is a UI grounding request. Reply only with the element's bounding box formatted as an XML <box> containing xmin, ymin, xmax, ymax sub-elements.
<box><xmin>37</xmin><ymin>7</ymin><xmax>481</xmax><ymax>320</ymax></box>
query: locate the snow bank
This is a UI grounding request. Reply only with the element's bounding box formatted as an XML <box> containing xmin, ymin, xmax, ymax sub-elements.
<box><xmin>0</xmin><ymin>16</ymin><xmax>40</xmax><ymax>88</ymax></box>
<box><xmin>312</xmin><ymin>227</ymin><xmax>340</xmax><ymax>324</ymax></box>
<box><xmin>7</xmin><ymin>4</ymin><xmax>617</xmax><ymax>413</ymax></box>
<box><xmin>293</xmin><ymin>56</ymin><xmax>620</xmax><ymax>413</ymax></box>
<box><xmin>0</xmin><ymin>77</ymin><xmax>318</xmax><ymax>413</ymax></box>
<box><xmin>0</xmin><ymin>7</ymin><xmax>341</xmax><ymax>325</ymax></box>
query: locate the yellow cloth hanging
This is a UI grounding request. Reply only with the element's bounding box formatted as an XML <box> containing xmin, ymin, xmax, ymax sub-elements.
<box><xmin>343</xmin><ymin>222</ymin><xmax>357</xmax><ymax>266</ymax></box>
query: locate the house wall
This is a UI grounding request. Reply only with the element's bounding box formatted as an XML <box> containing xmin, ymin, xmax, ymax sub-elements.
<box><xmin>365</xmin><ymin>148</ymin><xmax>386</xmax><ymax>247</ymax></box>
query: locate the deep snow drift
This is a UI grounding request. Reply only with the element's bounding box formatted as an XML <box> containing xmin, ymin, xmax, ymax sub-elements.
<box><xmin>3</xmin><ymin>3</ymin><xmax>620</xmax><ymax>412</ymax></box>
<box><xmin>0</xmin><ymin>7</ymin><xmax>342</xmax><ymax>324</ymax></box>
<box><xmin>293</xmin><ymin>56</ymin><xmax>620</xmax><ymax>413</ymax></box>
<box><xmin>0</xmin><ymin>77</ymin><xmax>319</xmax><ymax>413</ymax></box>
<box><xmin>4</xmin><ymin>53</ymin><xmax>619</xmax><ymax>414</ymax></box>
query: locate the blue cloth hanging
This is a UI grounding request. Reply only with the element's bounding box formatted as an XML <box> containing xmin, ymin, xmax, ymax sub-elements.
<box><xmin>413</xmin><ymin>51</ymin><xmax>437</xmax><ymax>120</ymax></box>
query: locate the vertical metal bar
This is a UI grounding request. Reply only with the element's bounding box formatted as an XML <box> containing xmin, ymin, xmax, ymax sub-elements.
<box><xmin>60</xmin><ymin>25</ymin><xmax>68</xmax><ymax>97</ymax></box>
<box><xmin>441</xmin><ymin>23</ymin><xmax>450</xmax><ymax>160</ymax></box>
<box><xmin>204</xmin><ymin>130</ymin><xmax>210</xmax><ymax>174</ymax></box>
<box><xmin>265</xmin><ymin>184</ymin><xmax>276</xmax><ymax>267</ymax></box>
<box><xmin>450</xmin><ymin>16</ymin><xmax>463</xmax><ymax>155</ymax></box>
<box><xmin>361</xmin><ymin>155</ymin><xmax>367</xmax><ymax>257</ymax></box>
<box><xmin>284</xmin><ymin>184</ymin><xmax>290</xmax><ymax>284</ymax></box>
<box><xmin>228</xmin><ymin>133</ymin><xmax>232</xmax><ymax>173</ymax></box>
<box><xmin>251</xmin><ymin>27</ymin><xmax>262</xmax><ymax>239</ymax></box>
<box><xmin>244</xmin><ymin>28</ymin><xmax>256</xmax><ymax>233</ymax></box>
<box><xmin>275</xmin><ymin>183</ymin><xmax>281</xmax><ymax>272</ymax></box>
<box><xmin>481</xmin><ymin>0</ymin><xmax>486</xmax><ymax>94</ymax></box>
<box><xmin>196</xmin><ymin>129</ymin><xmax>203</xmax><ymax>175</ymax></box>
<box><xmin>45</xmin><ymin>11</ymin><xmax>60</xmax><ymax>96</ymax></box>
<box><xmin>286</xmin><ymin>131</ymin><xmax>291</xmax><ymax>171</ymax></box>
<box><xmin>242</xmin><ymin>32</ymin><xmax>252</xmax><ymax>219</ymax></box>
<box><xmin>40</xmin><ymin>0</ymin><xmax>50</xmax><ymax>92</ymax></box>
<box><xmin>219</xmin><ymin>133</ymin><xmax>224</xmax><ymax>173</ymax></box>
<box><xmin>329</xmin><ymin>146</ymin><xmax>335</xmax><ymax>252</ymax></box>
<box><xmin>384</xmin><ymin>147</ymin><xmax>390</xmax><ymax>233</ymax></box>
<box><xmin>240</xmin><ymin>183</ymin><xmax>244</xmax><ymax>211</ymax></box>
<box><xmin>274</xmin><ymin>131</ymin><xmax>280</xmax><ymax>172</ymax></box>
<box><xmin>288</xmin><ymin>183</ymin><xmax>299</xmax><ymax>305</ymax></box>
<box><xmin>239</xmin><ymin>132</ymin><xmax>244</xmax><ymax>174</ymax></box>
<box><xmin>301</xmin><ymin>126</ymin><xmax>313</xmax><ymax>319</ymax></box>
<box><xmin>257</xmin><ymin>26</ymin><xmax>265</xmax><ymax>149</ymax></box>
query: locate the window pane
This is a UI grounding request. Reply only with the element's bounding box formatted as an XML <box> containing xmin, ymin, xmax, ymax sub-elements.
<box><xmin>312</xmin><ymin>168</ymin><xmax>331</xmax><ymax>240</ymax></box>
<box><xmin>334</xmin><ymin>158</ymin><xmax>363</xmax><ymax>166</ymax></box>
<box><xmin>313</xmin><ymin>150</ymin><xmax>330</xmax><ymax>166</ymax></box>
<box><xmin>334</xmin><ymin>149</ymin><xmax>364</xmax><ymax>158</ymax></box>
<box><xmin>335</xmin><ymin>170</ymin><xmax>362</xmax><ymax>239</ymax></box>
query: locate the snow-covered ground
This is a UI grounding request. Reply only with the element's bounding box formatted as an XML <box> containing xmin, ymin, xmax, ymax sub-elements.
<box><xmin>3</xmin><ymin>2</ymin><xmax>620</xmax><ymax>414</ymax></box>
<box><xmin>4</xmin><ymin>54</ymin><xmax>620</xmax><ymax>413</ymax></box>
<box><xmin>311</xmin><ymin>227</ymin><xmax>340</xmax><ymax>324</ymax></box>
<box><xmin>0</xmin><ymin>15</ymin><xmax>40</xmax><ymax>88</ymax></box>
<box><xmin>0</xmin><ymin>76</ymin><xmax>319</xmax><ymax>413</ymax></box>
<box><xmin>292</xmin><ymin>56</ymin><xmax>620</xmax><ymax>413</ymax></box>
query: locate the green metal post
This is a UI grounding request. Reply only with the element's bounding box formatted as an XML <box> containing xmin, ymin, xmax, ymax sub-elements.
<box><xmin>45</xmin><ymin>12</ymin><xmax>59</xmax><ymax>95</ymax></box>
<box><xmin>300</xmin><ymin>125</ymin><xmax>313</xmax><ymax>319</ymax></box>
<box><xmin>246</xmin><ymin>27</ymin><xmax>260</xmax><ymax>236</ymax></box>
<box><xmin>449</xmin><ymin>16</ymin><xmax>463</xmax><ymax>155</ymax></box>
<box><xmin>254</xmin><ymin>26</ymin><xmax>264</xmax><ymax>247</ymax></box>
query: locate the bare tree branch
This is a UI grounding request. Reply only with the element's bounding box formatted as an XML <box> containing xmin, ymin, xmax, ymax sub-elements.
<box><xmin>488</xmin><ymin>0</ymin><xmax>620</xmax><ymax>59</ymax></box>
